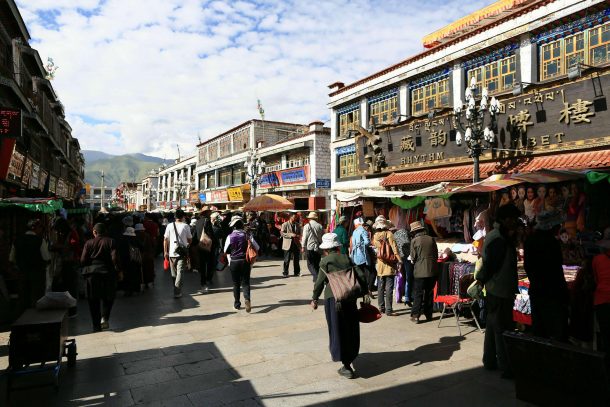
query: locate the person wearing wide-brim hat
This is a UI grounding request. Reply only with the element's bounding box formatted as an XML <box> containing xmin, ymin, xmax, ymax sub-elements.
<box><xmin>302</xmin><ymin>212</ymin><xmax>324</xmax><ymax>282</ymax></box>
<box><xmin>409</xmin><ymin>220</ymin><xmax>438</xmax><ymax>323</ymax></box>
<box><xmin>524</xmin><ymin>210</ymin><xmax>569</xmax><ymax>341</ymax></box>
<box><xmin>373</xmin><ymin>219</ymin><xmax>402</xmax><ymax>316</ymax></box>
<box><xmin>311</xmin><ymin>233</ymin><xmax>368</xmax><ymax>379</ymax></box>
<box><xmin>334</xmin><ymin>215</ymin><xmax>349</xmax><ymax>255</ymax></box>
<box><xmin>224</xmin><ymin>215</ymin><xmax>259</xmax><ymax>313</ymax></box>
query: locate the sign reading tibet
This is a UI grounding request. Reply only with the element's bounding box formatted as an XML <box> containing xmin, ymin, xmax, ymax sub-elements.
<box><xmin>357</xmin><ymin>76</ymin><xmax>610</xmax><ymax>175</ymax></box>
<box><xmin>0</xmin><ymin>108</ymin><xmax>22</xmax><ymax>139</ymax></box>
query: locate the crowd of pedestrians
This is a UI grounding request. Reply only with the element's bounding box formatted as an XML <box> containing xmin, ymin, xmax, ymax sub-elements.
<box><xmin>5</xmin><ymin>204</ymin><xmax>610</xmax><ymax>383</ymax></box>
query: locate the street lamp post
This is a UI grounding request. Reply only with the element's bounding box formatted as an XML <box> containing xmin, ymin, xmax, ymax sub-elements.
<box><xmin>244</xmin><ymin>148</ymin><xmax>266</xmax><ymax>199</ymax></box>
<box><xmin>148</xmin><ymin>186</ymin><xmax>157</xmax><ymax>211</ymax></box>
<box><xmin>453</xmin><ymin>77</ymin><xmax>500</xmax><ymax>183</ymax></box>
<box><xmin>175</xmin><ymin>179</ymin><xmax>188</xmax><ymax>209</ymax></box>
<box><xmin>100</xmin><ymin>170</ymin><xmax>105</xmax><ymax>210</ymax></box>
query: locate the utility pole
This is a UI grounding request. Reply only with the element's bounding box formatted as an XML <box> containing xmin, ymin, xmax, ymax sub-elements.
<box><xmin>100</xmin><ymin>170</ymin><xmax>105</xmax><ymax>210</ymax></box>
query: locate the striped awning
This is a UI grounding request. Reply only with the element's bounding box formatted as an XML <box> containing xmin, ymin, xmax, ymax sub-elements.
<box><xmin>381</xmin><ymin>150</ymin><xmax>610</xmax><ymax>187</ymax></box>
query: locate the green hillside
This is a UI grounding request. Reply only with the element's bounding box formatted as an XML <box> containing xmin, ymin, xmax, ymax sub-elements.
<box><xmin>85</xmin><ymin>156</ymin><xmax>165</xmax><ymax>187</ymax></box>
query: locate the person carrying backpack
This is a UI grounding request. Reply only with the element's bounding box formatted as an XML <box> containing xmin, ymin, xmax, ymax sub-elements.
<box><xmin>373</xmin><ymin>218</ymin><xmax>402</xmax><ymax>316</ymax></box>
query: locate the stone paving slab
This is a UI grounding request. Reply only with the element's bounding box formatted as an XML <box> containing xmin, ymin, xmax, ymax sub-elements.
<box><xmin>0</xmin><ymin>257</ymin><xmax>526</xmax><ymax>406</ymax></box>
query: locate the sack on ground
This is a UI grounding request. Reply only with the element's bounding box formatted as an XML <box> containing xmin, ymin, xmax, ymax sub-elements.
<box><xmin>36</xmin><ymin>291</ymin><xmax>77</xmax><ymax>310</ymax></box>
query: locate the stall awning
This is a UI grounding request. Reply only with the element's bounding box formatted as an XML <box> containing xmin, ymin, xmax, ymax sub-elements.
<box><xmin>0</xmin><ymin>198</ymin><xmax>63</xmax><ymax>213</ymax></box>
<box><xmin>508</xmin><ymin>150</ymin><xmax>610</xmax><ymax>173</ymax></box>
<box><xmin>381</xmin><ymin>163</ymin><xmax>497</xmax><ymax>187</ymax></box>
<box><xmin>381</xmin><ymin>150</ymin><xmax>610</xmax><ymax>187</ymax></box>
<box><xmin>335</xmin><ymin>190</ymin><xmax>408</xmax><ymax>202</ymax></box>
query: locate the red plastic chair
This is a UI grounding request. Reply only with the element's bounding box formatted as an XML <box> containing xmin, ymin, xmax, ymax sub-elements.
<box><xmin>435</xmin><ymin>273</ymin><xmax>482</xmax><ymax>336</ymax></box>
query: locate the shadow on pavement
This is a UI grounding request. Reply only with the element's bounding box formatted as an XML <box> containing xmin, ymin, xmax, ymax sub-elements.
<box><xmin>1</xmin><ymin>342</ymin><xmax>262</xmax><ymax>406</ymax></box>
<box><xmin>252</xmin><ymin>299</ymin><xmax>312</xmax><ymax>314</ymax></box>
<box><xmin>321</xmin><ymin>365</ymin><xmax>518</xmax><ymax>406</ymax></box>
<box><xmin>354</xmin><ymin>336</ymin><xmax>465</xmax><ymax>378</ymax></box>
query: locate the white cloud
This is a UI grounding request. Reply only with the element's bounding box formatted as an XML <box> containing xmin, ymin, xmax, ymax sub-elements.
<box><xmin>16</xmin><ymin>0</ymin><xmax>494</xmax><ymax>157</ymax></box>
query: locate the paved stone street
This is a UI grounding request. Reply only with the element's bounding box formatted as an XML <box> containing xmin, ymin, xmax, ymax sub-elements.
<box><xmin>0</xmin><ymin>258</ymin><xmax>524</xmax><ymax>406</ymax></box>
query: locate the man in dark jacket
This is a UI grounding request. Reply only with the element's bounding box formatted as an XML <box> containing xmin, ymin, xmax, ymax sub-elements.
<box><xmin>477</xmin><ymin>203</ymin><xmax>520</xmax><ymax>378</ymax></box>
<box><xmin>81</xmin><ymin>223</ymin><xmax>121</xmax><ymax>332</ymax></box>
<box><xmin>524</xmin><ymin>210</ymin><xmax>568</xmax><ymax>341</ymax></box>
<box><xmin>409</xmin><ymin>221</ymin><xmax>438</xmax><ymax>322</ymax></box>
<box><xmin>194</xmin><ymin>206</ymin><xmax>216</xmax><ymax>293</ymax></box>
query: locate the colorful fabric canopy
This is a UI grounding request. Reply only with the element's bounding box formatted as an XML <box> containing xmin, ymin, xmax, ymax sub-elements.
<box><xmin>0</xmin><ymin>198</ymin><xmax>63</xmax><ymax>213</ymax></box>
<box><xmin>243</xmin><ymin>194</ymin><xmax>294</xmax><ymax>211</ymax></box>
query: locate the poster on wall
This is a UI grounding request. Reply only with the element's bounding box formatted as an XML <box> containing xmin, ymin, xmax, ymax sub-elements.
<box><xmin>49</xmin><ymin>175</ymin><xmax>57</xmax><ymax>194</ymax></box>
<box><xmin>30</xmin><ymin>162</ymin><xmax>40</xmax><ymax>189</ymax></box>
<box><xmin>21</xmin><ymin>158</ymin><xmax>33</xmax><ymax>187</ymax></box>
<box><xmin>7</xmin><ymin>150</ymin><xmax>24</xmax><ymax>181</ymax></box>
<box><xmin>39</xmin><ymin>170</ymin><xmax>48</xmax><ymax>191</ymax></box>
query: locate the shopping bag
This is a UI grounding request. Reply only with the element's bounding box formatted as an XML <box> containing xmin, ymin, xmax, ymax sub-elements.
<box><xmin>358</xmin><ymin>301</ymin><xmax>382</xmax><ymax>323</ymax></box>
<box><xmin>217</xmin><ymin>252</ymin><xmax>228</xmax><ymax>271</ymax></box>
<box><xmin>395</xmin><ymin>272</ymin><xmax>405</xmax><ymax>303</ymax></box>
<box><xmin>163</xmin><ymin>258</ymin><xmax>170</xmax><ymax>272</ymax></box>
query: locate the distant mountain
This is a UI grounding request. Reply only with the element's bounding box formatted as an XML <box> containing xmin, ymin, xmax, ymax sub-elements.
<box><xmin>83</xmin><ymin>151</ymin><xmax>174</xmax><ymax>187</ymax></box>
<box><xmin>82</xmin><ymin>150</ymin><xmax>114</xmax><ymax>163</ymax></box>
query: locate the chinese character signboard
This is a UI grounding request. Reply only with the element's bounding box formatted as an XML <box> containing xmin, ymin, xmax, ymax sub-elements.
<box><xmin>227</xmin><ymin>187</ymin><xmax>243</xmax><ymax>202</ymax></box>
<box><xmin>316</xmin><ymin>179</ymin><xmax>331</xmax><ymax>188</ymax></box>
<box><xmin>0</xmin><ymin>108</ymin><xmax>21</xmax><ymax>139</ymax></box>
<box><xmin>259</xmin><ymin>165</ymin><xmax>310</xmax><ymax>189</ymax></box>
<box><xmin>258</xmin><ymin>172</ymin><xmax>280</xmax><ymax>189</ymax></box>
<box><xmin>357</xmin><ymin>77</ymin><xmax>610</xmax><ymax>175</ymax></box>
<box><xmin>211</xmin><ymin>189</ymin><xmax>229</xmax><ymax>202</ymax></box>
<box><xmin>199</xmin><ymin>193</ymin><xmax>206</xmax><ymax>202</ymax></box>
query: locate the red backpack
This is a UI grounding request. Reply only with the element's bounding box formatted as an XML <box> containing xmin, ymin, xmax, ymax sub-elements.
<box><xmin>378</xmin><ymin>232</ymin><xmax>397</xmax><ymax>264</ymax></box>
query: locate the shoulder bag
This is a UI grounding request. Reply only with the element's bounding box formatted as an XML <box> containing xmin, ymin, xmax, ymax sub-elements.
<box><xmin>199</xmin><ymin>225</ymin><xmax>213</xmax><ymax>252</ymax></box>
<box><xmin>320</xmin><ymin>267</ymin><xmax>361</xmax><ymax>303</ymax></box>
<box><xmin>173</xmin><ymin>222</ymin><xmax>188</xmax><ymax>258</ymax></box>
<box><xmin>246</xmin><ymin>239</ymin><xmax>257</xmax><ymax>264</ymax></box>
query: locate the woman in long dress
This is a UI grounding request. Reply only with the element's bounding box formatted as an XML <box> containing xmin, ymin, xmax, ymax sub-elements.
<box><xmin>135</xmin><ymin>223</ymin><xmax>155</xmax><ymax>288</ymax></box>
<box><xmin>311</xmin><ymin>233</ymin><xmax>368</xmax><ymax>379</ymax></box>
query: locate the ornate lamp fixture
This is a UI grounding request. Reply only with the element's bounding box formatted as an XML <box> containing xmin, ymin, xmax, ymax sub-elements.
<box><xmin>453</xmin><ymin>76</ymin><xmax>500</xmax><ymax>182</ymax></box>
<box><xmin>244</xmin><ymin>148</ymin><xmax>266</xmax><ymax>198</ymax></box>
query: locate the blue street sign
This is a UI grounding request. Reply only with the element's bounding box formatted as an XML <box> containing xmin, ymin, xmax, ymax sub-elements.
<box><xmin>316</xmin><ymin>179</ymin><xmax>331</xmax><ymax>188</ymax></box>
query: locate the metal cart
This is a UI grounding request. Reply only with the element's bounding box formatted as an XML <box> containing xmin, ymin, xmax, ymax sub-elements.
<box><xmin>6</xmin><ymin>308</ymin><xmax>77</xmax><ymax>396</ymax></box>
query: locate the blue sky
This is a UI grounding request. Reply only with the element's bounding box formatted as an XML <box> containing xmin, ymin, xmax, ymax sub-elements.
<box><xmin>16</xmin><ymin>0</ymin><xmax>494</xmax><ymax>156</ymax></box>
